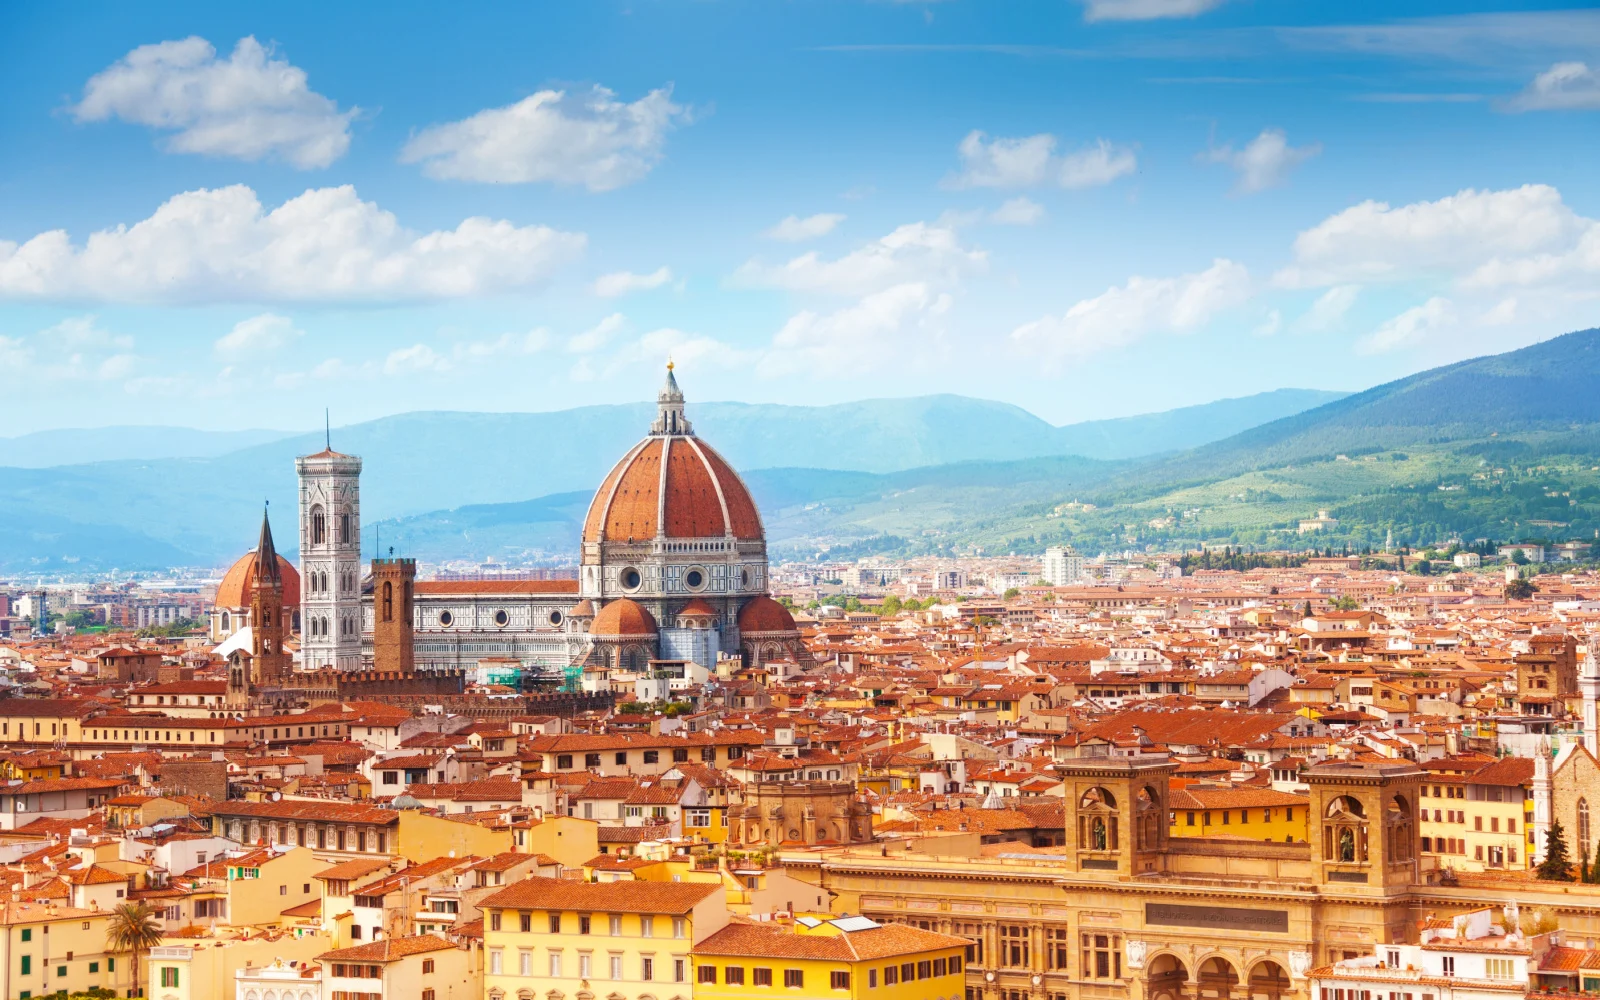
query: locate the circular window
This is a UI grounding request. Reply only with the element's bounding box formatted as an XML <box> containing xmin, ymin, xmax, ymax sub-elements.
<box><xmin>620</xmin><ymin>567</ymin><xmax>642</xmax><ymax>590</ymax></box>
<box><xmin>494</xmin><ymin>609</ymin><xmax>509</xmax><ymax>627</ymax></box>
<box><xmin>685</xmin><ymin>568</ymin><xmax>705</xmax><ymax>590</ymax></box>
<box><xmin>549</xmin><ymin>610</ymin><xmax>564</xmax><ymax>626</ymax></box>
<box><xmin>438</xmin><ymin>610</ymin><xmax>454</xmax><ymax>627</ymax></box>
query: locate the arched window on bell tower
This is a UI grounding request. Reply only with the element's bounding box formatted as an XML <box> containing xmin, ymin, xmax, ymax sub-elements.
<box><xmin>1323</xmin><ymin>795</ymin><xmax>1369</xmax><ymax>863</ymax></box>
<box><xmin>310</xmin><ymin>505</ymin><xmax>325</xmax><ymax>545</ymax></box>
<box><xmin>1386</xmin><ymin>794</ymin><xmax>1414</xmax><ymax>863</ymax></box>
<box><xmin>382</xmin><ymin>581</ymin><xmax>394</xmax><ymax>622</ymax></box>
<box><xmin>1078</xmin><ymin>786</ymin><xmax>1119</xmax><ymax>852</ymax></box>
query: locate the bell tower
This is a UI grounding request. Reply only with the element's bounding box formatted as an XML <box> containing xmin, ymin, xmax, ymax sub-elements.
<box><xmin>372</xmin><ymin>557</ymin><xmax>416</xmax><ymax>673</ymax></box>
<box><xmin>1305</xmin><ymin>761</ymin><xmax>1422</xmax><ymax>893</ymax></box>
<box><xmin>1058</xmin><ymin>754</ymin><xmax>1178</xmax><ymax>877</ymax></box>
<box><xmin>296</xmin><ymin>441</ymin><xmax>363</xmax><ymax>671</ymax></box>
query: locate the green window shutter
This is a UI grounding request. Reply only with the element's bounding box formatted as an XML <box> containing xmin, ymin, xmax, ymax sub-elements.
<box><xmin>21</xmin><ymin>955</ymin><xmax>30</xmax><ymax>975</ymax></box>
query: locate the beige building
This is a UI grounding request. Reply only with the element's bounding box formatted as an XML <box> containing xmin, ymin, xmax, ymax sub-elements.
<box><xmin>771</xmin><ymin>754</ymin><xmax>1600</xmax><ymax>1000</ymax></box>
<box><xmin>731</xmin><ymin>780</ymin><xmax>873</xmax><ymax>847</ymax></box>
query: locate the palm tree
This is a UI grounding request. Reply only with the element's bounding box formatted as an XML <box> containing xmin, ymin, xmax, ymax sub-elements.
<box><xmin>106</xmin><ymin>900</ymin><xmax>164</xmax><ymax>997</ymax></box>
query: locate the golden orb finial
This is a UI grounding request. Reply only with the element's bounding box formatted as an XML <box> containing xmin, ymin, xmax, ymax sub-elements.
<box><xmin>667</xmin><ymin>357</ymin><xmax>675</xmax><ymax>371</ymax></box>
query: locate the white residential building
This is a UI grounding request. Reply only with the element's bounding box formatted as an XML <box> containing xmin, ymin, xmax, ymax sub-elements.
<box><xmin>1042</xmin><ymin>546</ymin><xmax>1085</xmax><ymax>586</ymax></box>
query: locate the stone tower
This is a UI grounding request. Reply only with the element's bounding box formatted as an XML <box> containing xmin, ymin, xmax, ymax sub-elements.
<box><xmin>371</xmin><ymin>557</ymin><xmax>416</xmax><ymax>673</ymax></box>
<box><xmin>1583</xmin><ymin>637</ymin><xmax>1600</xmax><ymax>756</ymax></box>
<box><xmin>1058</xmin><ymin>754</ymin><xmax>1179</xmax><ymax>877</ymax></box>
<box><xmin>228</xmin><ymin>507</ymin><xmax>291</xmax><ymax>708</ymax></box>
<box><xmin>296</xmin><ymin>444</ymin><xmax>363</xmax><ymax>670</ymax></box>
<box><xmin>1305</xmin><ymin>760</ymin><xmax>1422</xmax><ymax>895</ymax></box>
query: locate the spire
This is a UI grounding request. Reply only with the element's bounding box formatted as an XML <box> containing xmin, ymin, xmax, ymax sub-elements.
<box><xmin>255</xmin><ymin>503</ymin><xmax>282</xmax><ymax>587</ymax></box>
<box><xmin>650</xmin><ymin>361</ymin><xmax>693</xmax><ymax>436</ymax></box>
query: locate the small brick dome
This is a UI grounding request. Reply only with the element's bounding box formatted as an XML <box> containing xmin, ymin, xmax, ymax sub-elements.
<box><xmin>590</xmin><ymin>598</ymin><xmax>658</xmax><ymax>637</ymax></box>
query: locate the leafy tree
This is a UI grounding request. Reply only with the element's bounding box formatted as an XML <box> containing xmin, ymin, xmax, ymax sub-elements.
<box><xmin>1329</xmin><ymin>596</ymin><xmax>1360</xmax><ymax>611</ymax></box>
<box><xmin>1302</xmin><ymin>601</ymin><xmax>1313</xmax><ymax>619</ymax></box>
<box><xmin>1002</xmin><ymin>587</ymin><xmax>1021</xmax><ymax>600</ymax></box>
<box><xmin>1591</xmin><ymin>839</ymin><xmax>1600</xmax><ymax>884</ymax></box>
<box><xmin>1582</xmin><ymin>838</ymin><xmax>1591</xmax><ymax>884</ymax></box>
<box><xmin>879</xmin><ymin>595</ymin><xmax>903</xmax><ymax>616</ymax></box>
<box><xmin>1511</xmin><ymin>549</ymin><xmax>1530</xmax><ymax>566</ymax></box>
<box><xmin>1505</xmin><ymin>578</ymin><xmax>1537</xmax><ymax>600</ymax></box>
<box><xmin>1537</xmin><ymin>820</ymin><xmax>1576</xmax><ymax>881</ymax></box>
<box><xmin>106</xmin><ymin>901</ymin><xmax>164</xmax><ymax>998</ymax></box>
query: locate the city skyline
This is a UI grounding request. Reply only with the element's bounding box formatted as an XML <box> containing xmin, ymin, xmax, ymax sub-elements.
<box><xmin>2</xmin><ymin>1</ymin><xmax>1599</xmax><ymax>434</ymax></box>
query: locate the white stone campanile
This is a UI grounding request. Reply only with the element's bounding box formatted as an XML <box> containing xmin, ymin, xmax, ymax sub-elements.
<box><xmin>296</xmin><ymin>445</ymin><xmax>363</xmax><ymax>671</ymax></box>
<box><xmin>1583</xmin><ymin>637</ymin><xmax>1600</xmax><ymax>757</ymax></box>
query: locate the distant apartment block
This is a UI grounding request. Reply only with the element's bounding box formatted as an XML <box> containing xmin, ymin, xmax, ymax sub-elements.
<box><xmin>1042</xmin><ymin>546</ymin><xmax>1085</xmax><ymax>586</ymax></box>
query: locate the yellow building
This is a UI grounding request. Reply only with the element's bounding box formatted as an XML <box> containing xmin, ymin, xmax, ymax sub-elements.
<box><xmin>1168</xmin><ymin>786</ymin><xmax>1309</xmax><ymax>843</ymax></box>
<box><xmin>194</xmin><ymin>845</ymin><xmax>326</xmax><ymax>928</ymax></box>
<box><xmin>320</xmin><ymin>933</ymin><xmax>475</xmax><ymax>1000</ymax></box>
<box><xmin>693</xmin><ymin>915</ymin><xmax>969</xmax><ymax>1000</ymax></box>
<box><xmin>145</xmin><ymin>934</ymin><xmax>334</xmax><ymax>1000</ymax></box>
<box><xmin>1418</xmin><ymin>756</ymin><xmax>1533</xmax><ymax>871</ymax></box>
<box><xmin>0</xmin><ymin>901</ymin><xmax>129</xmax><ymax>1000</ymax></box>
<box><xmin>396</xmin><ymin>808</ymin><xmax>514</xmax><ymax>863</ymax></box>
<box><xmin>481</xmin><ymin>877</ymin><xmax>727</xmax><ymax>1000</ymax></box>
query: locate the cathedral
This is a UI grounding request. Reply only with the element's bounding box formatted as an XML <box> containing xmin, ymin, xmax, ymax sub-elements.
<box><xmin>211</xmin><ymin>367</ymin><xmax>803</xmax><ymax>691</ymax></box>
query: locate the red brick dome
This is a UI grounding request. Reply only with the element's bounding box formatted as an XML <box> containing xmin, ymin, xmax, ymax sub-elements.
<box><xmin>582</xmin><ymin>435</ymin><xmax>763</xmax><ymax>545</ymax></box>
<box><xmin>216</xmin><ymin>550</ymin><xmax>300</xmax><ymax>609</ymax></box>
<box><xmin>737</xmin><ymin>596</ymin><xmax>796</xmax><ymax>634</ymax></box>
<box><xmin>678</xmin><ymin>598</ymin><xmax>719</xmax><ymax>618</ymax></box>
<box><xmin>590</xmin><ymin>598</ymin><xmax>658</xmax><ymax>637</ymax></box>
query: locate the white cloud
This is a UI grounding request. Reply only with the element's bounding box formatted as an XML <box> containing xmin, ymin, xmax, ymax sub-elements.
<box><xmin>731</xmin><ymin>222</ymin><xmax>986</xmax><ymax>297</ymax></box>
<box><xmin>761</xmin><ymin>283</ymin><xmax>950</xmax><ymax>377</ymax></box>
<box><xmin>568</xmin><ymin>313</ymin><xmax>626</xmax><ymax>354</ymax></box>
<box><xmin>1501</xmin><ymin>62</ymin><xmax>1600</xmax><ymax>112</ymax></box>
<box><xmin>215</xmin><ymin>313</ymin><xmax>301</xmax><ymax>355</ymax></box>
<box><xmin>592</xmin><ymin>267</ymin><xmax>672</xmax><ymax>298</ymax></box>
<box><xmin>947</xmin><ymin>132</ymin><xmax>1136</xmax><ymax>190</ymax></box>
<box><xmin>1357</xmin><ymin>297</ymin><xmax>1454</xmax><ymax>354</ymax></box>
<box><xmin>1277</xmin><ymin>184</ymin><xmax>1590</xmax><ymax>288</ymax></box>
<box><xmin>1010</xmin><ymin>258</ymin><xmax>1251</xmax><ymax>360</ymax></box>
<box><xmin>455</xmin><ymin>329</ymin><xmax>551</xmax><ymax>361</ymax></box>
<box><xmin>989</xmin><ymin>197</ymin><xmax>1045</xmax><ymax>226</ymax></box>
<box><xmin>764</xmin><ymin>213</ymin><xmax>846</xmax><ymax>242</ymax></box>
<box><xmin>73</xmin><ymin>36</ymin><xmax>355</xmax><ymax>169</ymax></box>
<box><xmin>573</xmin><ymin>325</ymin><xmax>741</xmax><ymax>381</ymax></box>
<box><xmin>400</xmin><ymin>85</ymin><xmax>688</xmax><ymax>191</ymax></box>
<box><xmin>1253</xmin><ymin>310</ymin><xmax>1282</xmax><ymax>337</ymax></box>
<box><xmin>1482</xmin><ymin>297</ymin><xmax>1519</xmax><ymax>325</ymax></box>
<box><xmin>0</xmin><ymin>184</ymin><xmax>585</xmax><ymax>303</ymax></box>
<box><xmin>1081</xmin><ymin>0</ymin><xmax>1227</xmax><ymax>21</ymax></box>
<box><xmin>1293</xmin><ymin>285</ymin><xmax>1360</xmax><ymax>333</ymax></box>
<box><xmin>2</xmin><ymin>316</ymin><xmax>138</xmax><ymax>382</ymax></box>
<box><xmin>383</xmin><ymin>344</ymin><xmax>451</xmax><ymax>375</ymax></box>
<box><xmin>1202</xmin><ymin>128</ymin><xmax>1321</xmax><ymax>194</ymax></box>
<box><xmin>1058</xmin><ymin>139</ymin><xmax>1140</xmax><ymax>189</ymax></box>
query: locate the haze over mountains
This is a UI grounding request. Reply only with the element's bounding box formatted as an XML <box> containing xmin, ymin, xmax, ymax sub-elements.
<box><xmin>16</xmin><ymin>325</ymin><xmax>1600</xmax><ymax>575</ymax></box>
<box><xmin>0</xmin><ymin>387</ymin><xmax>1342</xmax><ymax>572</ymax></box>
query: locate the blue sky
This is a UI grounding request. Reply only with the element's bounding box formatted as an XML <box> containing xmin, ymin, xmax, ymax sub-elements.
<box><xmin>1</xmin><ymin>0</ymin><xmax>1598</xmax><ymax>434</ymax></box>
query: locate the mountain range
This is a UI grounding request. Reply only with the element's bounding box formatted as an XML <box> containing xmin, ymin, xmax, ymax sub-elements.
<box><xmin>16</xmin><ymin>325</ymin><xmax>1600</xmax><ymax>575</ymax></box>
<box><xmin>0</xmin><ymin>387</ymin><xmax>1342</xmax><ymax>572</ymax></box>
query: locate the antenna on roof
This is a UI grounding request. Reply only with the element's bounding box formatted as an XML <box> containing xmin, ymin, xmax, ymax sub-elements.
<box><xmin>325</xmin><ymin>408</ymin><xmax>331</xmax><ymax>450</ymax></box>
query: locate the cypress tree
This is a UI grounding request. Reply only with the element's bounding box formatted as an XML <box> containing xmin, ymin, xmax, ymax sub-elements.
<box><xmin>1538</xmin><ymin>820</ymin><xmax>1577</xmax><ymax>881</ymax></box>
